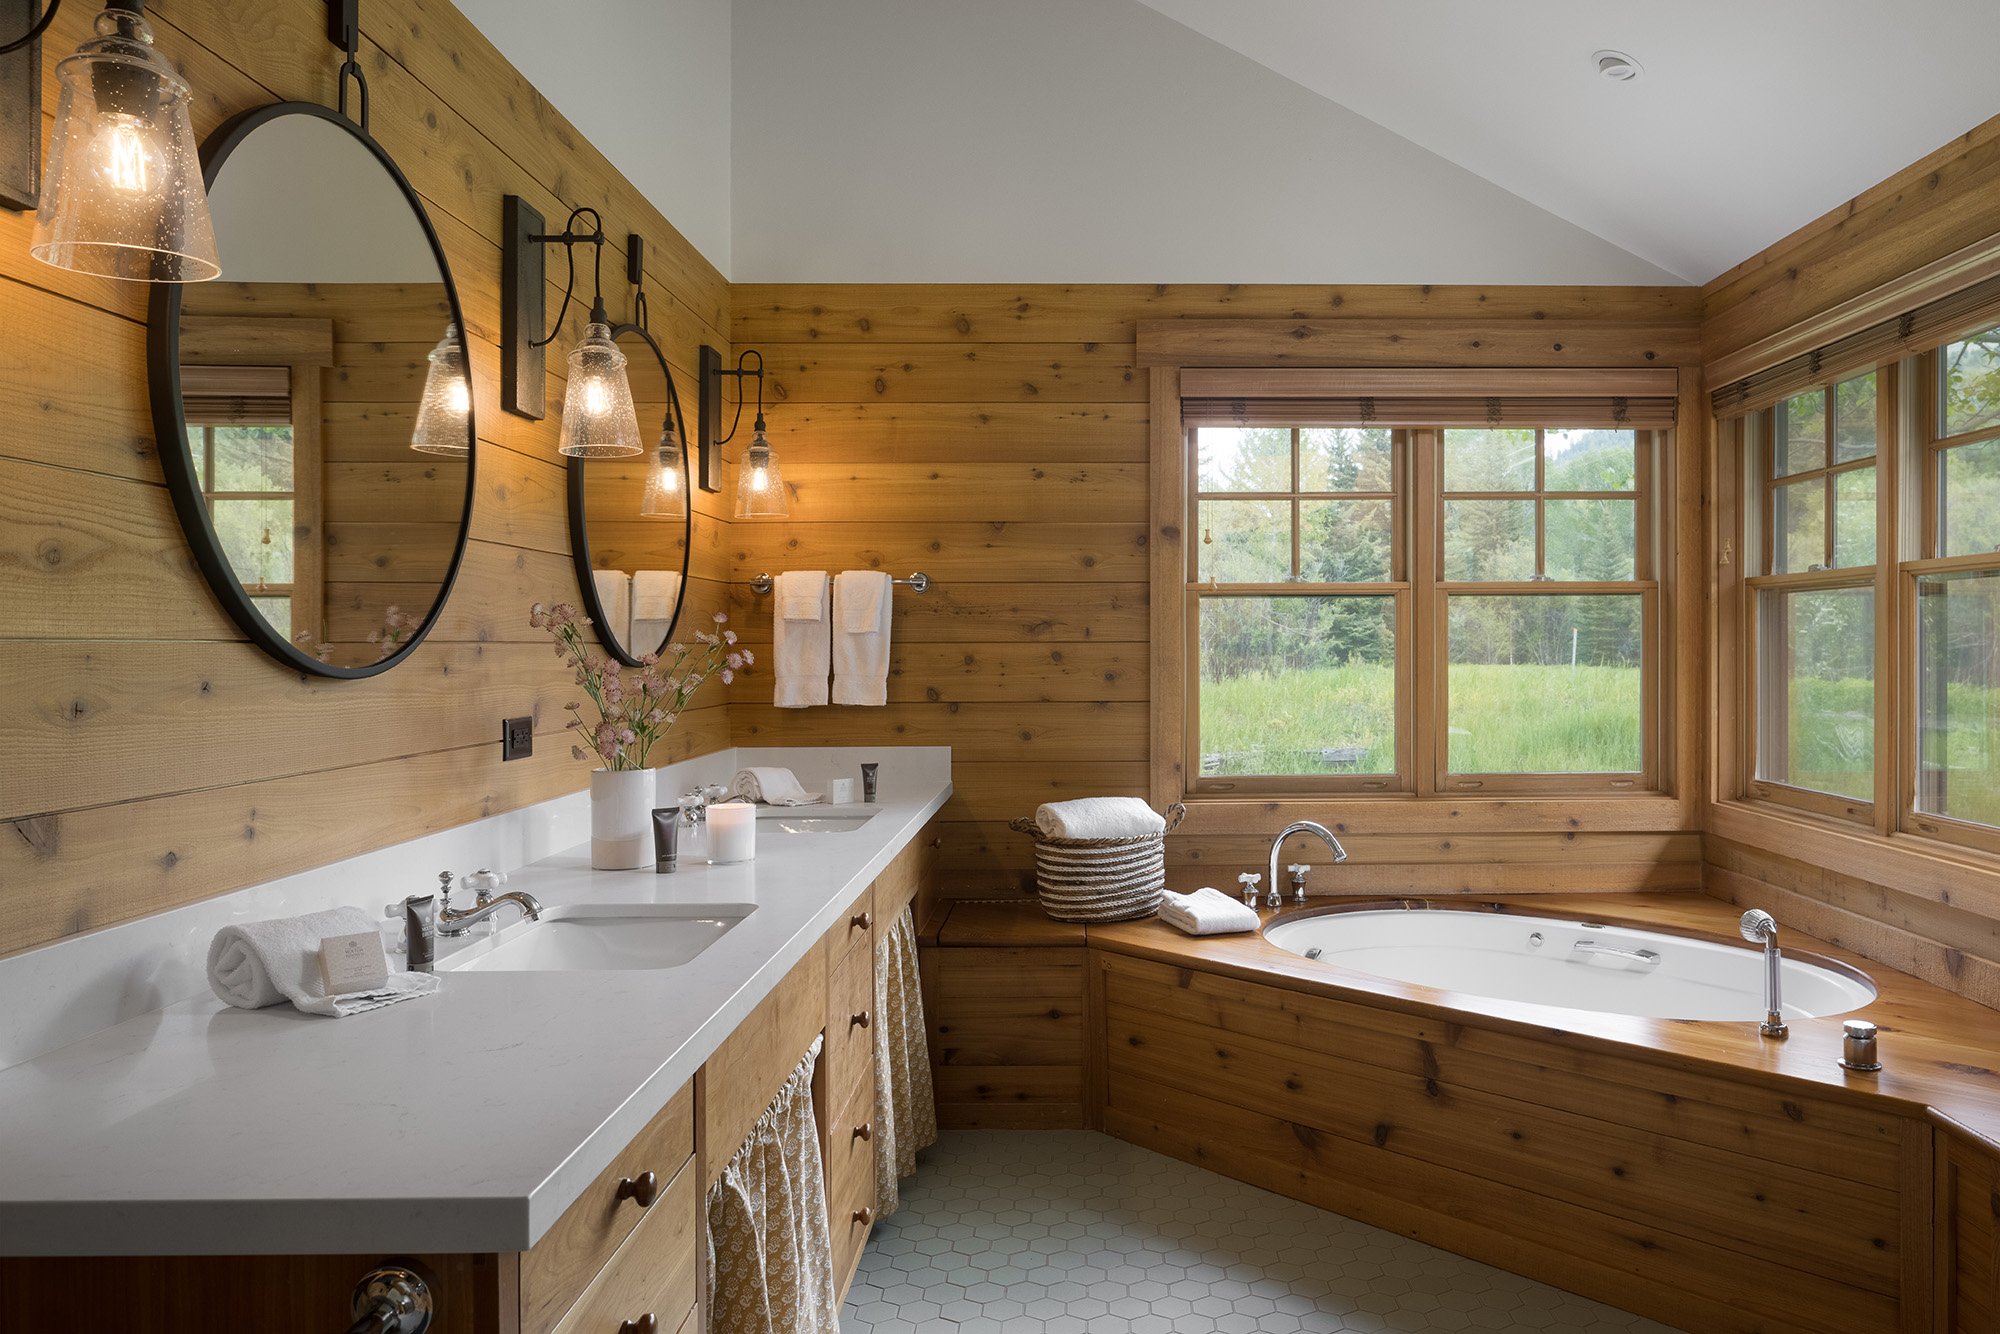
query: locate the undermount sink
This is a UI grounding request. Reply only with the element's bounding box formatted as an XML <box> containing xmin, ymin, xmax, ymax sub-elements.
<box><xmin>758</xmin><ymin>813</ymin><xmax>877</xmax><ymax>834</ymax></box>
<box><xmin>440</xmin><ymin>903</ymin><xmax>755</xmax><ymax>973</ymax></box>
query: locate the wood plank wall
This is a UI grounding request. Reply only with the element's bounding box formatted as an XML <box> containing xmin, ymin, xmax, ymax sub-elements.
<box><xmin>1698</xmin><ymin>112</ymin><xmax>2000</xmax><ymax>1006</ymax></box>
<box><xmin>0</xmin><ymin>0</ymin><xmax>734</xmax><ymax>958</ymax></box>
<box><xmin>728</xmin><ymin>284</ymin><xmax>1708</xmax><ymax>899</ymax></box>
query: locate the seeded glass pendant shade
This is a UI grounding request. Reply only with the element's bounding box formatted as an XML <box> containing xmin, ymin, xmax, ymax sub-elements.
<box><xmin>558</xmin><ymin>320</ymin><xmax>642</xmax><ymax>458</ymax></box>
<box><xmin>734</xmin><ymin>424</ymin><xmax>788</xmax><ymax>518</ymax></box>
<box><xmin>31</xmin><ymin>4</ymin><xmax>220</xmax><ymax>282</ymax></box>
<box><xmin>410</xmin><ymin>323</ymin><xmax>471</xmax><ymax>455</ymax></box>
<box><xmin>639</xmin><ymin>420</ymin><xmax>686</xmax><ymax>518</ymax></box>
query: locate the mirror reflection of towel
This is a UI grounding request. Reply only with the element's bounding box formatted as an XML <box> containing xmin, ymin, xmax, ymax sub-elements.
<box><xmin>630</xmin><ymin>570</ymin><xmax>681</xmax><ymax>655</ymax></box>
<box><xmin>592</xmin><ymin>568</ymin><xmax>632</xmax><ymax>648</ymax></box>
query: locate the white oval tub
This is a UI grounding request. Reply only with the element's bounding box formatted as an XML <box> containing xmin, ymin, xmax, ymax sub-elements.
<box><xmin>1263</xmin><ymin>905</ymin><xmax>1877</xmax><ymax>1022</ymax></box>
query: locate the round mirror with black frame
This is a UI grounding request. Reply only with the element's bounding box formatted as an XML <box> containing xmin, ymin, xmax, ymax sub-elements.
<box><xmin>146</xmin><ymin>101</ymin><xmax>474</xmax><ymax>678</ymax></box>
<box><xmin>568</xmin><ymin>321</ymin><xmax>693</xmax><ymax>665</ymax></box>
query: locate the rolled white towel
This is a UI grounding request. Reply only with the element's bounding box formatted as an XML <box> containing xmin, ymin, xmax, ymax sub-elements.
<box><xmin>207</xmin><ymin>906</ymin><xmax>439</xmax><ymax>1018</ymax></box>
<box><xmin>733</xmin><ymin>766</ymin><xmax>821</xmax><ymax>806</ymax></box>
<box><xmin>1159</xmin><ymin>887</ymin><xmax>1261</xmax><ymax>937</ymax></box>
<box><xmin>1034</xmin><ymin>797</ymin><xmax>1166</xmax><ymax>841</ymax></box>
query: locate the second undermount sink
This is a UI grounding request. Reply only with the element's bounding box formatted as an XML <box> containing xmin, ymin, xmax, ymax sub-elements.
<box><xmin>754</xmin><ymin>806</ymin><xmax>879</xmax><ymax>834</ymax></box>
<box><xmin>440</xmin><ymin>903</ymin><xmax>755</xmax><ymax>973</ymax></box>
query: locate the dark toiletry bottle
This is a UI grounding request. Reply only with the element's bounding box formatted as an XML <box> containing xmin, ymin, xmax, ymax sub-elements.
<box><xmin>404</xmin><ymin>893</ymin><xmax>437</xmax><ymax>973</ymax></box>
<box><xmin>861</xmin><ymin>762</ymin><xmax>879</xmax><ymax>803</ymax></box>
<box><xmin>653</xmin><ymin>806</ymin><xmax>681</xmax><ymax>873</ymax></box>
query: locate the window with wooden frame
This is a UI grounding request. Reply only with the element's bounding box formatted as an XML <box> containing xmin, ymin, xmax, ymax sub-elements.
<box><xmin>1177</xmin><ymin>369</ymin><xmax>1675</xmax><ymax>801</ymax></box>
<box><xmin>1720</xmin><ymin>302</ymin><xmax>2000</xmax><ymax>856</ymax></box>
<box><xmin>182</xmin><ymin>363</ymin><xmax>319</xmax><ymax>646</ymax></box>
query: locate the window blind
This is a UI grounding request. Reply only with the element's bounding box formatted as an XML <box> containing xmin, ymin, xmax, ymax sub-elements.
<box><xmin>1710</xmin><ymin>271</ymin><xmax>2000</xmax><ymax>418</ymax></box>
<box><xmin>180</xmin><ymin>364</ymin><xmax>292</xmax><ymax>425</ymax></box>
<box><xmin>1180</xmin><ymin>367</ymin><xmax>1678</xmax><ymax>430</ymax></box>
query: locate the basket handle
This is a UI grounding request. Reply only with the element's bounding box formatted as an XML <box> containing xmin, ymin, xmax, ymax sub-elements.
<box><xmin>1161</xmin><ymin>803</ymin><xmax>1187</xmax><ymax>834</ymax></box>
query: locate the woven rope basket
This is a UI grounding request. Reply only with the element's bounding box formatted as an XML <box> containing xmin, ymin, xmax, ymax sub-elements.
<box><xmin>1008</xmin><ymin>804</ymin><xmax>1186</xmax><ymax>923</ymax></box>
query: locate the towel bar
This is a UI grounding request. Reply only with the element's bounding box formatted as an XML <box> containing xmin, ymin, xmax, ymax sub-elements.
<box><xmin>748</xmin><ymin>571</ymin><xmax>930</xmax><ymax>595</ymax></box>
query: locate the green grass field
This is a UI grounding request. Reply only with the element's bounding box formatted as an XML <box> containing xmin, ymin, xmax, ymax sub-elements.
<box><xmin>1202</xmin><ymin>665</ymin><xmax>2000</xmax><ymax>824</ymax></box>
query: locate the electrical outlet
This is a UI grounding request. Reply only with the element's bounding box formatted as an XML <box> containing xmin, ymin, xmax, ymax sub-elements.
<box><xmin>502</xmin><ymin>716</ymin><xmax>534</xmax><ymax>761</ymax></box>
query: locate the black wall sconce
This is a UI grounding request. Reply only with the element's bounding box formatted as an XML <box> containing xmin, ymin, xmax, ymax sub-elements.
<box><xmin>700</xmin><ymin>345</ymin><xmax>787</xmax><ymax>515</ymax></box>
<box><xmin>2</xmin><ymin>0</ymin><xmax>219</xmax><ymax>280</ymax></box>
<box><xmin>501</xmin><ymin>193</ymin><xmax>643</xmax><ymax>457</ymax></box>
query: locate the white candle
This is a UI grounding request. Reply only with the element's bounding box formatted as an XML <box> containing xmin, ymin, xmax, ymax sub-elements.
<box><xmin>707</xmin><ymin>801</ymin><xmax>757</xmax><ymax>864</ymax></box>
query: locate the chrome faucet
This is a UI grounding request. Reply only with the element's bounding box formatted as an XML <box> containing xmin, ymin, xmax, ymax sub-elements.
<box><xmin>436</xmin><ymin>869</ymin><xmax>543</xmax><ymax>937</ymax></box>
<box><xmin>1267</xmin><ymin>822</ymin><xmax>1347</xmax><ymax>910</ymax></box>
<box><xmin>1738</xmin><ymin>908</ymin><xmax>1787</xmax><ymax>1038</ymax></box>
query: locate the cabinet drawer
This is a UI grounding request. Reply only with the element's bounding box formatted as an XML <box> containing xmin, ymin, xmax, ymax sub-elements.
<box><xmin>828</xmin><ymin>1118</ymin><xmax>879</xmax><ymax>1290</ymax></box>
<box><xmin>522</xmin><ymin>1082</ymin><xmax>695</xmax><ymax>1334</ymax></box>
<box><xmin>826</xmin><ymin>942</ymin><xmax>875</xmax><ymax>1117</ymax></box>
<box><xmin>828</xmin><ymin>885</ymin><xmax>876</xmax><ymax>965</ymax></box>
<box><xmin>551</xmin><ymin>1158</ymin><xmax>699</xmax><ymax>1334</ymax></box>
<box><xmin>824</xmin><ymin>1086</ymin><xmax>877</xmax><ymax>1205</ymax></box>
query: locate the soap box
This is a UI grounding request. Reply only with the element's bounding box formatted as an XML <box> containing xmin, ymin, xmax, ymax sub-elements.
<box><xmin>318</xmin><ymin>930</ymin><xmax>391</xmax><ymax>994</ymax></box>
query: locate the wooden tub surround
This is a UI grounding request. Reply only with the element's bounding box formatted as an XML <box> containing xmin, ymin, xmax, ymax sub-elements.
<box><xmin>926</xmin><ymin>893</ymin><xmax>2000</xmax><ymax>1332</ymax></box>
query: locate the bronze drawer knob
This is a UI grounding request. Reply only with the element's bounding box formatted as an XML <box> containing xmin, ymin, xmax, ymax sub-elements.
<box><xmin>853</xmin><ymin>1207</ymin><xmax>873</xmax><ymax>1226</ymax></box>
<box><xmin>619</xmin><ymin>1316</ymin><xmax>657</xmax><ymax>1334</ymax></box>
<box><xmin>615</xmin><ymin>1171</ymin><xmax>658</xmax><ymax>1208</ymax></box>
<box><xmin>851</xmin><ymin>911</ymin><xmax>872</xmax><ymax>930</ymax></box>
<box><xmin>851</xmin><ymin>1011</ymin><xmax>870</xmax><ymax>1030</ymax></box>
<box><xmin>854</xmin><ymin>1122</ymin><xmax>873</xmax><ymax>1142</ymax></box>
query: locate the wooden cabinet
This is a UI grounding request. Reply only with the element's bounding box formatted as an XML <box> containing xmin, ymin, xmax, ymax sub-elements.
<box><xmin>521</xmin><ymin>1083</ymin><xmax>696</xmax><ymax>1334</ymax></box>
<box><xmin>821</xmin><ymin>886</ymin><xmax>880</xmax><ymax>1297</ymax></box>
<box><xmin>922</xmin><ymin>901</ymin><xmax>1090</xmax><ymax>1128</ymax></box>
<box><xmin>1939</xmin><ymin>1129</ymin><xmax>2000</xmax><ymax>1332</ymax></box>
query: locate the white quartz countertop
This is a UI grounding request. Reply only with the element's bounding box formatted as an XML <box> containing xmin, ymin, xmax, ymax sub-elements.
<box><xmin>0</xmin><ymin>768</ymin><xmax>950</xmax><ymax>1257</ymax></box>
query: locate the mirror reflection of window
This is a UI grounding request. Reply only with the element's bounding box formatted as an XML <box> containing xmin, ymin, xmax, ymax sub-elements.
<box><xmin>184</xmin><ymin>364</ymin><xmax>313</xmax><ymax>644</ymax></box>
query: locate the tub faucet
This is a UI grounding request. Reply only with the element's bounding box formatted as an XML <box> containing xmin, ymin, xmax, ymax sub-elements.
<box><xmin>1738</xmin><ymin>908</ymin><xmax>1787</xmax><ymax>1038</ymax></box>
<box><xmin>1268</xmin><ymin>822</ymin><xmax>1347</xmax><ymax>910</ymax></box>
<box><xmin>437</xmin><ymin>869</ymin><xmax>543</xmax><ymax>937</ymax></box>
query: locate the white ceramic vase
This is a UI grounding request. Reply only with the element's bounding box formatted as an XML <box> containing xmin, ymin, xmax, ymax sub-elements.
<box><xmin>590</xmin><ymin>768</ymin><xmax>655</xmax><ymax>869</ymax></box>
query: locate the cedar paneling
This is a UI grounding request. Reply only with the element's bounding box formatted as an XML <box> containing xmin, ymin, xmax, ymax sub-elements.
<box><xmin>0</xmin><ymin>0</ymin><xmax>733</xmax><ymax>958</ymax></box>
<box><xmin>733</xmin><ymin>283</ymin><xmax>1706</xmax><ymax>894</ymax></box>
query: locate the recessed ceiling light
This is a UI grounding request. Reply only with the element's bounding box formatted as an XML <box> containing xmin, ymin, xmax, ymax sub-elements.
<box><xmin>1593</xmin><ymin>49</ymin><xmax>1643</xmax><ymax>82</ymax></box>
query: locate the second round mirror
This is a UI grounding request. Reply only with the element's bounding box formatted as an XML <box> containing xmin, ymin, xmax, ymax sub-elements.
<box><xmin>568</xmin><ymin>323</ymin><xmax>692</xmax><ymax>664</ymax></box>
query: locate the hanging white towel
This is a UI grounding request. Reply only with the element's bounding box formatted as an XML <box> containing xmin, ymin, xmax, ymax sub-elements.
<box><xmin>773</xmin><ymin>570</ymin><xmax>830</xmax><ymax>708</ymax></box>
<box><xmin>207</xmin><ymin>906</ymin><xmax>439</xmax><ymax>1017</ymax></box>
<box><xmin>591</xmin><ymin>568</ymin><xmax>632</xmax><ymax>649</ymax></box>
<box><xmin>629</xmin><ymin>570</ymin><xmax>681</xmax><ymax>655</ymax></box>
<box><xmin>1034</xmin><ymin>796</ymin><xmax>1166</xmax><ymax>840</ymax></box>
<box><xmin>1158</xmin><ymin>887</ymin><xmax>1261</xmax><ymax>937</ymax></box>
<box><xmin>832</xmin><ymin>570</ymin><xmax>892</xmax><ymax>706</ymax></box>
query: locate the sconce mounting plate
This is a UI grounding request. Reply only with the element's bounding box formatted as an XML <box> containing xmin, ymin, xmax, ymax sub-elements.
<box><xmin>502</xmin><ymin>194</ymin><xmax>546</xmax><ymax>420</ymax></box>
<box><xmin>695</xmin><ymin>344</ymin><xmax>725</xmax><ymax>494</ymax></box>
<box><xmin>0</xmin><ymin>0</ymin><xmax>41</xmax><ymax>212</ymax></box>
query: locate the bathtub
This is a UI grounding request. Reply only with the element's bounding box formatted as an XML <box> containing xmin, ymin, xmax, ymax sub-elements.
<box><xmin>1263</xmin><ymin>902</ymin><xmax>1877</xmax><ymax>1022</ymax></box>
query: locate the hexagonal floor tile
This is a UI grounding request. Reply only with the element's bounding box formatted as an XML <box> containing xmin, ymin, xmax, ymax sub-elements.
<box><xmin>842</xmin><ymin>1131</ymin><xmax>1682</xmax><ymax>1333</ymax></box>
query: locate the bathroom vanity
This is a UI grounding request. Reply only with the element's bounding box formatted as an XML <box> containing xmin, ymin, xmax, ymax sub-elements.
<box><xmin>0</xmin><ymin>757</ymin><xmax>948</xmax><ymax>1333</ymax></box>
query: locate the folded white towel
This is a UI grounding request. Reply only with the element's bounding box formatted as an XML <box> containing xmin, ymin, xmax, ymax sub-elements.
<box><xmin>773</xmin><ymin>571</ymin><xmax>831</xmax><ymax>708</ymax></box>
<box><xmin>207</xmin><ymin>906</ymin><xmax>439</xmax><ymax>1017</ymax></box>
<box><xmin>592</xmin><ymin>568</ymin><xmax>632</xmax><ymax>649</ymax></box>
<box><xmin>1034</xmin><ymin>796</ymin><xmax>1166</xmax><ymax>841</ymax></box>
<box><xmin>734</xmin><ymin>766</ymin><xmax>820</xmax><ymax>806</ymax></box>
<box><xmin>629</xmin><ymin>570</ymin><xmax>681</xmax><ymax>655</ymax></box>
<box><xmin>1159</xmin><ymin>887</ymin><xmax>1261</xmax><ymax>937</ymax></box>
<box><xmin>832</xmin><ymin>570</ymin><xmax>892</xmax><ymax>707</ymax></box>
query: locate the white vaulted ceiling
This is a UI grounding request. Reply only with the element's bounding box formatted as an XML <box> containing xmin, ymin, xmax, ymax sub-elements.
<box><xmin>1134</xmin><ymin>0</ymin><xmax>2000</xmax><ymax>283</ymax></box>
<box><xmin>460</xmin><ymin>0</ymin><xmax>2000</xmax><ymax>286</ymax></box>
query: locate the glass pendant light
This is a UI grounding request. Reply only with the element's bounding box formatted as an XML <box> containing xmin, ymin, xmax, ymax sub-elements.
<box><xmin>639</xmin><ymin>416</ymin><xmax>686</xmax><ymax>518</ymax></box>
<box><xmin>558</xmin><ymin>309</ymin><xmax>642</xmax><ymax>458</ymax></box>
<box><xmin>31</xmin><ymin>1</ymin><xmax>220</xmax><ymax>282</ymax></box>
<box><xmin>734</xmin><ymin>418</ymin><xmax>788</xmax><ymax>518</ymax></box>
<box><xmin>410</xmin><ymin>323</ymin><xmax>471</xmax><ymax>455</ymax></box>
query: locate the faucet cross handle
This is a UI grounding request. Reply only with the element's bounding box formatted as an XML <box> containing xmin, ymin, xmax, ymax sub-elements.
<box><xmin>1237</xmin><ymin>872</ymin><xmax>1262</xmax><ymax>909</ymax></box>
<box><xmin>1287</xmin><ymin>863</ymin><xmax>1312</xmax><ymax>903</ymax></box>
